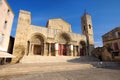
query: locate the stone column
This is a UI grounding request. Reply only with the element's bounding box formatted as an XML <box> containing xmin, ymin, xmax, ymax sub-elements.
<box><xmin>86</xmin><ymin>46</ymin><xmax>89</xmax><ymax>56</ymax></box>
<box><xmin>66</xmin><ymin>45</ymin><xmax>70</xmax><ymax>56</ymax></box>
<box><xmin>29</xmin><ymin>44</ymin><xmax>32</xmax><ymax>55</ymax></box>
<box><xmin>24</xmin><ymin>43</ymin><xmax>28</xmax><ymax>56</ymax></box>
<box><xmin>49</xmin><ymin>43</ymin><xmax>51</xmax><ymax>56</ymax></box>
<box><xmin>55</xmin><ymin>43</ymin><xmax>59</xmax><ymax>56</ymax></box>
<box><xmin>44</xmin><ymin>43</ymin><xmax>47</xmax><ymax>56</ymax></box>
<box><xmin>26</xmin><ymin>41</ymin><xmax>30</xmax><ymax>56</ymax></box>
<box><xmin>31</xmin><ymin>44</ymin><xmax>34</xmax><ymax>55</ymax></box>
<box><xmin>70</xmin><ymin>45</ymin><xmax>74</xmax><ymax>56</ymax></box>
<box><xmin>74</xmin><ymin>46</ymin><xmax>77</xmax><ymax>56</ymax></box>
<box><xmin>28</xmin><ymin>43</ymin><xmax>31</xmax><ymax>55</ymax></box>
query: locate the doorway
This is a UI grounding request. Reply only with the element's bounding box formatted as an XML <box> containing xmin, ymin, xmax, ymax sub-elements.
<box><xmin>34</xmin><ymin>45</ymin><xmax>41</xmax><ymax>55</ymax></box>
<box><xmin>58</xmin><ymin>44</ymin><xmax>67</xmax><ymax>56</ymax></box>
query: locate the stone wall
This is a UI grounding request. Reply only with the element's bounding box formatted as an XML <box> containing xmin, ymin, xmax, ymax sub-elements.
<box><xmin>12</xmin><ymin>10</ymin><xmax>31</xmax><ymax>63</ymax></box>
<box><xmin>12</xmin><ymin>10</ymin><xmax>87</xmax><ymax>63</ymax></box>
<box><xmin>91</xmin><ymin>47</ymin><xmax>112</xmax><ymax>61</ymax></box>
<box><xmin>46</xmin><ymin>18</ymin><xmax>72</xmax><ymax>32</ymax></box>
<box><xmin>0</xmin><ymin>0</ymin><xmax>14</xmax><ymax>51</ymax></box>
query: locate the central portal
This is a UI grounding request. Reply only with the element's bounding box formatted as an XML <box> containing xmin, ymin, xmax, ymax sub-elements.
<box><xmin>57</xmin><ymin>32</ymin><xmax>71</xmax><ymax>56</ymax></box>
<box><xmin>34</xmin><ymin>45</ymin><xmax>41</xmax><ymax>55</ymax></box>
<box><xmin>58</xmin><ymin>44</ymin><xmax>67</xmax><ymax>56</ymax></box>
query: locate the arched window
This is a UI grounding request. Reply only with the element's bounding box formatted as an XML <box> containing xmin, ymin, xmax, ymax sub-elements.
<box><xmin>89</xmin><ymin>24</ymin><xmax>91</xmax><ymax>29</ymax></box>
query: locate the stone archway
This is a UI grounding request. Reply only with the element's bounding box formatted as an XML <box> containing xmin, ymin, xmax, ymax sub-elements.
<box><xmin>79</xmin><ymin>41</ymin><xmax>86</xmax><ymax>56</ymax></box>
<box><xmin>57</xmin><ymin>33</ymin><xmax>71</xmax><ymax>56</ymax></box>
<box><xmin>59</xmin><ymin>33</ymin><xmax>71</xmax><ymax>44</ymax></box>
<box><xmin>28</xmin><ymin>34</ymin><xmax>45</xmax><ymax>55</ymax></box>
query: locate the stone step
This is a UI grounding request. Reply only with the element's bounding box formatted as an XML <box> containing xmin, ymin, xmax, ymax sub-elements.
<box><xmin>20</xmin><ymin>56</ymin><xmax>100</xmax><ymax>63</ymax></box>
<box><xmin>20</xmin><ymin>56</ymin><xmax>80</xmax><ymax>63</ymax></box>
<box><xmin>0</xmin><ymin>63</ymin><xmax>94</xmax><ymax>76</ymax></box>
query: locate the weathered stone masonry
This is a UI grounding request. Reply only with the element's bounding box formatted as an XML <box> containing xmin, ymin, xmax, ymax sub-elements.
<box><xmin>12</xmin><ymin>10</ymin><xmax>94</xmax><ymax>63</ymax></box>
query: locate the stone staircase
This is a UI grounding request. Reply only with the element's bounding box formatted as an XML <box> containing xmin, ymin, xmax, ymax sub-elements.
<box><xmin>20</xmin><ymin>56</ymin><xmax>100</xmax><ymax>63</ymax></box>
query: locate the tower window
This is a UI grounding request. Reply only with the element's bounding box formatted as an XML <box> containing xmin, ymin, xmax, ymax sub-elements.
<box><xmin>4</xmin><ymin>21</ymin><xmax>7</xmax><ymax>28</ymax></box>
<box><xmin>84</xmin><ymin>25</ymin><xmax>86</xmax><ymax>31</ymax></box>
<box><xmin>89</xmin><ymin>24</ymin><xmax>91</xmax><ymax>29</ymax></box>
<box><xmin>7</xmin><ymin>9</ymin><xmax>10</xmax><ymax>15</ymax></box>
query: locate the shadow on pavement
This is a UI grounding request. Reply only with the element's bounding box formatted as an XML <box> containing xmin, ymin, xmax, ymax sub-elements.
<box><xmin>67</xmin><ymin>56</ymin><xmax>120</xmax><ymax>70</ymax></box>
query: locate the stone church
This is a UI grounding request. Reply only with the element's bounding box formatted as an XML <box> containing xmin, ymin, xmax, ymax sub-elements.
<box><xmin>12</xmin><ymin>10</ymin><xmax>94</xmax><ymax>63</ymax></box>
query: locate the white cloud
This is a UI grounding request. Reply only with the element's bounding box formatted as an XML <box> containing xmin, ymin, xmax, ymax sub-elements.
<box><xmin>94</xmin><ymin>41</ymin><xmax>103</xmax><ymax>48</ymax></box>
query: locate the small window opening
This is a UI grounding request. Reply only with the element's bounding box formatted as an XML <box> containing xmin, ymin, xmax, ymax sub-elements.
<box><xmin>89</xmin><ymin>24</ymin><xmax>91</xmax><ymax>29</ymax></box>
<box><xmin>84</xmin><ymin>25</ymin><xmax>86</xmax><ymax>31</ymax></box>
<box><xmin>7</xmin><ymin>9</ymin><xmax>10</xmax><ymax>15</ymax></box>
<box><xmin>4</xmin><ymin>21</ymin><xmax>7</xmax><ymax>28</ymax></box>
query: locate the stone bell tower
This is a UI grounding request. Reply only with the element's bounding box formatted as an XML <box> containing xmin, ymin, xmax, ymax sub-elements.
<box><xmin>11</xmin><ymin>10</ymin><xmax>31</xmax><ymax>63</ymax></box>
<box><xmin>81</xmin><ymin>12</ymin><xmax>94</xmax><ymax>55</ymax></box>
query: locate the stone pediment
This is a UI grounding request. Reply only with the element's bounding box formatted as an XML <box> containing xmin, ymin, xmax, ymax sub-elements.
<box><xmin>46</xmin><ymin>18</ymin><xmax>72</xmax><ymax>32</ymax></box>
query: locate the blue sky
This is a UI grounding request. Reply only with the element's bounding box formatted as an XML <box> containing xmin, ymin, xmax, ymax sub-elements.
<box><xmin>7</xmin><ymin>0</ymin><xmax>120</xmax><ymax>47</ymax></box>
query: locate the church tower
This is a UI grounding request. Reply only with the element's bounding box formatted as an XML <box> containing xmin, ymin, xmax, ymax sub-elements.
<box><xmin>11</xmin><ymin>10</ymin><xmax>31</xmax><ymax>63</ymax></box>
<box><xmin>81</xmin><ymin>12</ymin><xmax>94</xmax><ymax>55</ymax></box>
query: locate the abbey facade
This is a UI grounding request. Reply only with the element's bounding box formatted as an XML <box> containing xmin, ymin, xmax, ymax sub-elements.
<box><xmin>12</xmin><ymin>10</ymin><xmax>94</xmax><ymax>63</ymax></box>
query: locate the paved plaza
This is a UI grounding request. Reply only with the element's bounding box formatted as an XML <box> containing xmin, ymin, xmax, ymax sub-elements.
<box><xmin>0</xmin><ymin>62</ymin><xmax>120</xmax><ymax>80</ymax></box>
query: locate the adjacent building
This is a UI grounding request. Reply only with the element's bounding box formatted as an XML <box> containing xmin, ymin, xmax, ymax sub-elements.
<box><xmin>102</xmin><ymin>27</ymin><xmax>120</xmax><ymax>56</ymax></box>
<box><xmin>12</xmin><ymin>10</ymin><xmax>94</xmax><ymax>63</ymax></box>
<box><xmin>0</xmin><ymin>0</ymin><xmax>14</xmax><ymax>52</ymax></box>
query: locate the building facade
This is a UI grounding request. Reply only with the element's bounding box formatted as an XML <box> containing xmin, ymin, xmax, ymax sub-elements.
<box><xmin>0</xmin><ymin>0</ymin><xmax>14</xmax><ymax>52</ymax></box>
<box><xmin>102</xmin><ymin>27</ymin><xmax>120</xmax><ymax>56</ymax></box>
<box><xmin>12</xmin><ymin>10</ymin><xmax>94</xmax><ymax>63</ymax></box>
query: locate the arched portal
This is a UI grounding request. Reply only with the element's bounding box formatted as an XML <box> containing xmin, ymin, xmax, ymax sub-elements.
<box><xmin>79</xmin><ymin>41</ymin><xmax>86</xmax><ymax>56</ymax></box>
<box><xmin>29</xmin><ymin>34</ymin><xmax>45</xmax><ymax>55</ymax></box>
<box><xmin>58</xmin><ymin>33</ymin><xmax>71</xmax><ymax>56</ymax></box>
